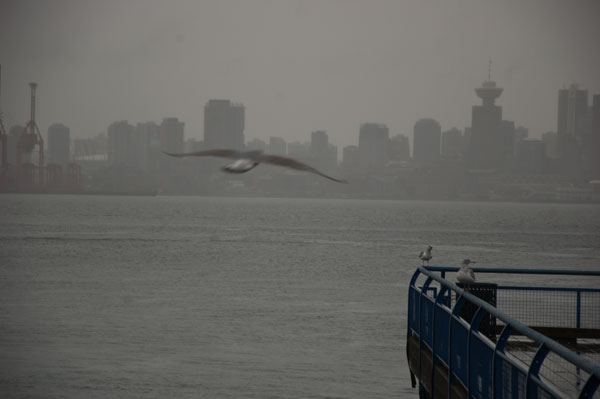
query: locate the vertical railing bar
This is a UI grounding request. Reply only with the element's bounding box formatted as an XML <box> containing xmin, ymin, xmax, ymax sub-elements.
<box><xmin>493</xmin><ymin>324</ymin><xmax>512</xmax><ymax>399</ymax></box>
<box><xmin>418</xmin><ymin>276</ymin><xmax>433</xmax><ymax>393</ymax></box>
<box><xmin>579</xmin><ymin>375</ymin><xmax>600</xmax><ymax>399</ymax></box>
<box><xmin>407</xmin><ymin>269</ymin><xmax>421</xmax><ymax>388</ymax></box>
<box><xmin>526</xmin><ymin>343</ymin><xmax>549</xmax><ymax>397</ymax></box>
<box><xmin>449</xmin><ymin>293</ymin><xmax>467</xmax><ymax>396</ymax></box>
<box><xmin>576</xmin><ymin>290</ymin><xmax>581</xmax><ymax>329</ymax></box>
<box><xmin>467</xmin><ymin>305</ymin><xmax>486</xmax><ymax>395</ymax></box>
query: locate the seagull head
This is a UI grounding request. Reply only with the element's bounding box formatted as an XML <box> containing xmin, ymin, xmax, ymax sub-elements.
<box><xmin>462</xmin><ymin>259</ymin><xmax>476</xmax><ymax>266</ymax></box>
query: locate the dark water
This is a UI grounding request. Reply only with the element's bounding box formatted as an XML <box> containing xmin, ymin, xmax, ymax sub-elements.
<box><xmin>1</xmin><ymin>195</ymin><xmax>599</xmax><ymax>398</ymax></box>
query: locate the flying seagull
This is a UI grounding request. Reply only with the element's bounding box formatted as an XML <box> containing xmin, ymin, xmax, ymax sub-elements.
<box><xmin>163</xmin><ymin>149</ymin><xmax>348</xmax><ymax>183</ymax></box>
<box><xmin>456</xmin><ymin>259</ymin><xmax>476</xmax><ymax>284</ymax></box>
<box><xmin>419</xmin><ymin>245</ymin><xmax>433</xmax><ymax>266</ymax></box>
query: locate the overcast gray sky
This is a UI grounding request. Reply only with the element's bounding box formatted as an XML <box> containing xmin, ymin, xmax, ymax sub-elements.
<box><xmin>1</xmin><ymin>0</ymin><xmax>599</xmax><ymax>148</ymax></box>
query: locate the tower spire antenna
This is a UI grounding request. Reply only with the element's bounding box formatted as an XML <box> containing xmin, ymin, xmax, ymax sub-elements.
<box><xmin>488</xmin><ymin>59</ymin><xmax>492</xmax><ymax>82</ymax></box>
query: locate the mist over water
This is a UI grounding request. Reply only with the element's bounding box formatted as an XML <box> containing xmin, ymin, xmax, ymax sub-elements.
<box><xmin>1</xmin><ymin>195</ymin><xmax>599</xmax><ymax>398</ymax></box>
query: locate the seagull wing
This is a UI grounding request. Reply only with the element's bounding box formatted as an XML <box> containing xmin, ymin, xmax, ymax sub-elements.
<box><xmin>163</xmin><ymin>149</ymin><xmax>241</xmax><ymax>159</ymax></box>
<box><xmin>419</xmin><ymin>251</ymin><xmax>424</xmax><ymax>258</ymax></box>
<box><xmin>469</xmin><ymin>269</ymin><xmax>476</xmax><ymax>280</ymax></box>
<box><xmin>259</xmin><ymin>154</ymin><xmax>348</xmax><ymax>183</ymax></box>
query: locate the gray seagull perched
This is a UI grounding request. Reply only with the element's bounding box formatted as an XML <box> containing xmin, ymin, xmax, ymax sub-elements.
<box><xmin>163</xmin><ymin>149</ymin><xmax>348</xmax><ymax>183</ymax></box>
<box><xmin>456</xmin><ymin>259</ymin><xmax>476</xmax><ymax>284</ymax></box>
<box><xmin>419</xmin><ymin>245</ymin><xmax>433</xmax><ymax>266</ymax></box>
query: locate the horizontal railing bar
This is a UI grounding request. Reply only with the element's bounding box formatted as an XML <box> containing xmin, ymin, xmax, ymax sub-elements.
<box><xmin>424</xmin><ymin>266</ymin><xmax>600</xmax><ymax>276</ymax></box>
<box><xmin>415</xmin><ymin>267</ymin><xmax>600</xmax><ymax>380</ymax></box>
<box><xmin>497</xmin><ymin>285</ymin><xmax>600</xmax><ymax>292</ymax></box>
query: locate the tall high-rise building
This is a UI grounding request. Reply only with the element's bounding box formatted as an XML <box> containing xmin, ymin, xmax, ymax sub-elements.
<box><xmin>136</xmin><ymin>121</ymin><xmax>160</xmax><ymax>173</ymax></box>
<box><xmin>413</xmin><ymin>118</ymin><xmax>441</xmax><ymax>164</ymax></box>
<box><xmin>593</xmin><ymin>94</ymin><xmax>600</xmax><ymax>135</ymax></box>
<box><xmin>469</xmin><ymin>66</ymin><xmax>505</xmax><ymax>170</ymax></box>
<box><xmin>588</xmin><ymin>94</ymin><xmax>600</xmax><ymax>178</ymax></box>
<box><xmin>107</xmin><ymin>120</ymin><xmax>145</xmax><ymax>170</ymax></box>
<box><xmin>542</xmin><ymin>131</ymin><xmax>560</xmax><ymax>159</ymax></box>
<box><xmin>47</xmin><ymin>123</ymin><xmax>70</xmax><ymax>165</ymax></box>
<box><xmin>441</xmin><ymin>128</ymin><xmax>462</xmax><ymax>160</ymax></box>
<box><xmin>498</xmin><ymin>121</ymin><xmax>516</xmax><ymax>163</ymax></box>
<box><xmin>556</xmin><ymin>84</ymin><xmax>588</xmax><ymax>175</ymax></box>
<box><xmin>358</xmin><ymin>123</ymin><xmax>389</xmax><ymax>175</ymax></box>
<box><xmin>342</xmin><ymin>145</ymin><xmax>359</xmax><ymax>173</ymax></box>
<box><xmin>557</xmin><ymin>84</ymin><xmax>588</xmax><ymax>140</ymax></box>
<box><xmin>160</xmin><ymin>117</ymin><xmax>184</xmax><ymax>154</ymax></box>
<box><xmin>310</xmin><ymin>130</ymin><xmax>335</xmax><ymax>170</ymax></box>
<box><xmin>204</xmin><ymin>100</ymin><xmax>245</xmax><ymax>150</ymax></box>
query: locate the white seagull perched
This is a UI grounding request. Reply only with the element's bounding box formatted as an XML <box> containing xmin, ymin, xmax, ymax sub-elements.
<box><xmin>419</xmin><ymin>245</ymin><xmax>433</xmax><ymax>266</ymax></box>
<box><xmin>457</xmin><ymin>259</ymin><xmax>476</xmax><ymax>284</ymax></box>
<box><xmin>163</xmin><ymin>149</ymin><xmax>347</xmax><ymax>183</ymax></box>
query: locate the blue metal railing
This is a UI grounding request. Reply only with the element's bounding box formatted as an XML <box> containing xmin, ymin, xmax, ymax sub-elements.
<box><xmin>407</xmin><ymin>266</ymin><xmax>600</xmax><ymax>398</ymax></box>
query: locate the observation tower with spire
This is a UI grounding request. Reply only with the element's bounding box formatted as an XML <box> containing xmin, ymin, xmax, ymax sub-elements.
<box><xmin>469</xmin><ymin>61</ymin><xmax>508</xmax><ymax>170</ymax></box>
<box><xmin>475</xmin><ymin>61</ymin><xmax>503</xmax><ymax>106</ymax></box>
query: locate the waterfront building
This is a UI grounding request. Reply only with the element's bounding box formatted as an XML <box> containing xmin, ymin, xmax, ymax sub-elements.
<box><xmin>441</xmin><ymin>128</ymin><xmax>462</xmax><ymax>160</ymax></box>
<box><xmin>588</xmin><ymin>94</ymin><xmax>600</xmax><ymax>179</ymax></box>
<box><xmin>515</xmin><ymin>139</ymin><xmax>545</xmax><ymax>175</ymax></box>
<box><xmin>47</xmin><ymin>123</ymin><xmax>70</xmax><ymax>165</ymax></box>
<box><xmin>268</xmin><ymin>137</ymin><xmax>286</xmax><ymax>155</ymax></box>
<box><xmin>390</xmin><ymin>134</ymin><xmax>410</xmax><ymax>162</ymax></box>
<box><xmin>247</xmin><ymin>138</ymin><xmax>267</xmax><ymax>152</ymax></box>
<box><xmin>204</xmin><ymin>99</ymin><xmax>245</xmax><ymax>150</ymax></box>
<box><xmin>287</xmin><ymin>141</ymin><xmax>309</xmax><ymax>159</ymax></box>
<box><xmin>310</xmin><ymin>130</ymin><xmax>336</xmax><ymax>170</ymax></box>
<box><xmin>135</xmin><ymin>121</ymin><xmax>160</xmax><ymax>173</ymax></box>
<box><xmin>342</xmin><ymin>145</ymin><xmax>359</xmax><ymax>174</ymax></box>
<box><xmin>160</xmin><ymin>117</ymin><xmax>184</xmax><ymax>154</ymax></box>
<box><xmin>542</xmin><ymin>131</ymin><xmax>560</xmax><ymax>160</ymax></box>
<box><xmin>107</xmin><ymin>120</ymin><xmax>145</xmax><ymax>170</ymax></box>
<box><xmin>413</xmin><ymin>119</ymin><xmax>441</xmax><ymax>164</ymax></box>
<box><xmin>557</xmin><ymin>84</ymin><xmax>589</xmax><ymax>176</ymax></box>
<box><xmin>7</xmin><ymin>125</ymin><xmax>23</xmax><ymax>165</ymax></box>
<box><xmin>358</xmin><ymin>123</ymin><xmax>389</xmax><ymax>175</ymax></box>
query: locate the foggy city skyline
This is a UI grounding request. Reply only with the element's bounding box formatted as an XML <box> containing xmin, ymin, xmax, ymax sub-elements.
<box><xmin>2</xmin><ymin>2</ymin><xmax>600</xmax><ymax>397</ymax></box>
<box><xmin>2</xmin><ymin>0</ymin><xmax>600</xmax><ymax>149</ymax></box>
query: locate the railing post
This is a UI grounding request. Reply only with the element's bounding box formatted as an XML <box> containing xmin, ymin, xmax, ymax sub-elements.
<box><xmin>526</xmin><ymin>343</ymin><xmax>549</xmax><ymax>397</ymax></box>
<box><xmin>493</xmin><ymin>324</ymin><xmax>512</xmax><ymax>398</ymax></box>
<box><xmin>467</xmin><ymin>305</ymin><xmax>486</xmax><ymax>395</ymax></box>
<box><xmin>576</xmin><ymin>290</ymin><xmax>581</xmax><ymax>329</ymax></box>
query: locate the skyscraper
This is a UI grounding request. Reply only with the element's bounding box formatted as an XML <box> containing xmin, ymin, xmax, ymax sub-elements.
<box><xmin>310</xmin><ymin>130</ymin><xmax>335</xmax><ymax>170</ymax></box>
<box><xmin>204</xmin><ymin>100</ymin><xmax>245</xmax><ymax>150</ymax></box>
<box><xmin>588</xmin><ymin>94</ymin><xmax>600</xmax><ymax>178</ymax></box>
<box><xmin>557</xmin><ymin>84</ymin><xmax>588</xmax><ymax>141</ymax></box>
<box><xmin>413</xmin><ymin>119</ymin><xmax>441</xmax><ymax>163</ymax></box>
<box><xmin>136</xmin><ymin>121</ymin><xmax>160</xmax><ymax>173</ymax></box>
<box><xmin>556</xmin><ymin>84</ymin><xmax>588</xmax><ymax>175</ymax></box>
<box><xmin>107</xmin><ymin>120</ymin><xmax>143</xmax><ymax>169</ymax></box>
<box><xmin>358</xmin><ymin>123</ymin><xmax>389</xmax><ymax>175</ymax></box>
<box><xmin>47</xmin><ymin>123</ymin><xmax>70</xmax><ymax>165</ymax></box>
<box><xmin>160</xmin><ymin>117</ymin><xmax>185</xmax><ymax>154</ymax></box>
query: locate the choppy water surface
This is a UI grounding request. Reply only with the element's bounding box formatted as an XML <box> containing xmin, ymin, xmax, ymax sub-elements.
<box><xmin>1</xmin><ymin>195</ymin><xmax>599</xmax><ymax>398</ymax></box>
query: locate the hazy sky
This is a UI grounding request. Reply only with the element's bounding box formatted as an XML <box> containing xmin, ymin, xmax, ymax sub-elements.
<box><xmin>1</xmin><ymin>0</ymin><xmax>599</xmax><ymax>148</ymax></box>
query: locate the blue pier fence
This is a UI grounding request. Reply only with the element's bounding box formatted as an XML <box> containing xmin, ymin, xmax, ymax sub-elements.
<box><xmin>406</xmin><ymin>266</ymin><xmax>600</xmax><ymax>398</ymax></box>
